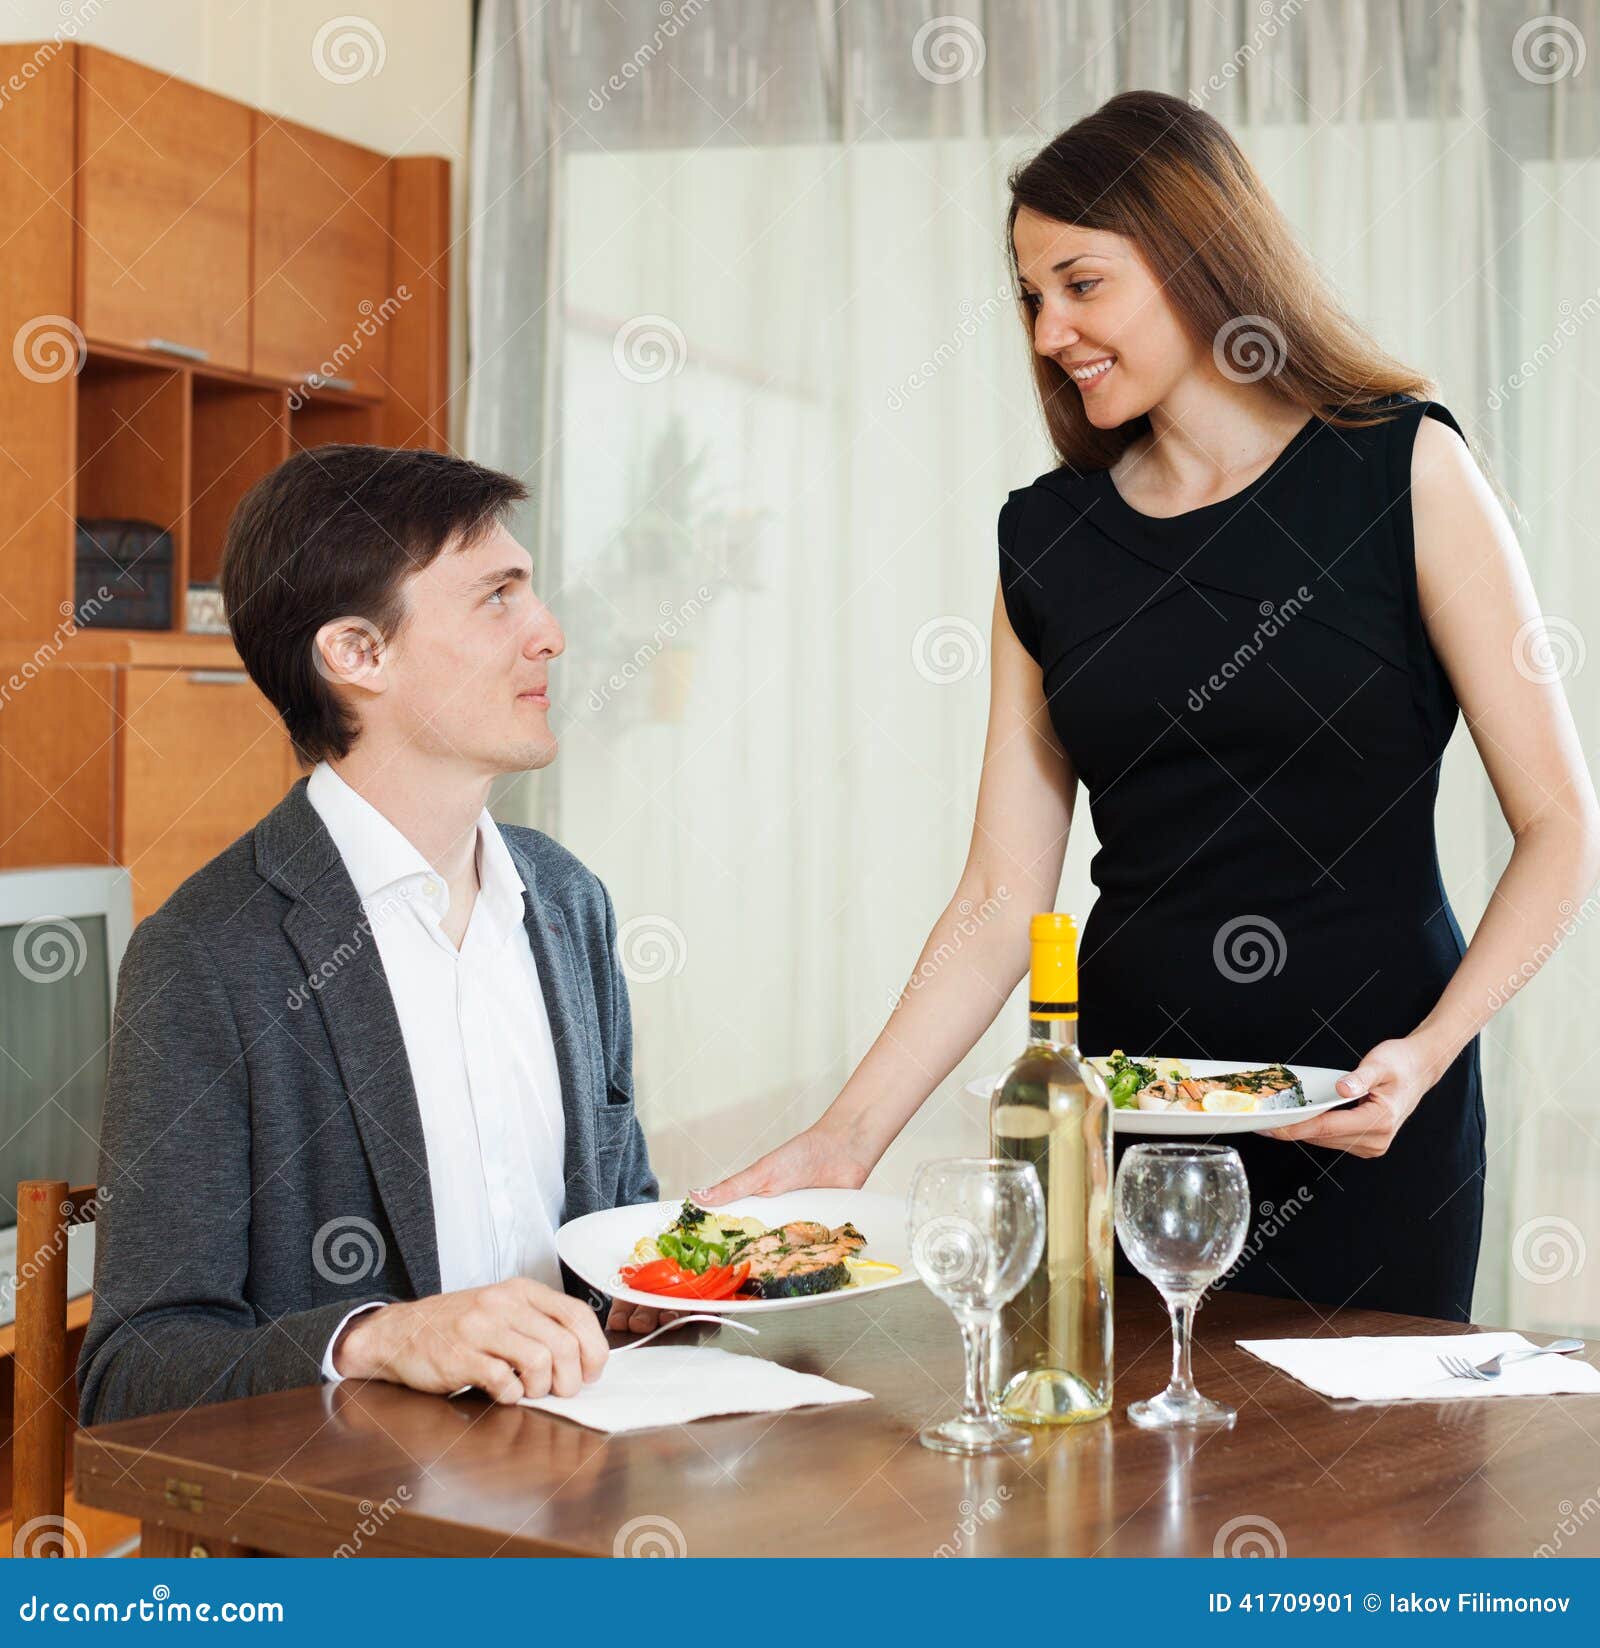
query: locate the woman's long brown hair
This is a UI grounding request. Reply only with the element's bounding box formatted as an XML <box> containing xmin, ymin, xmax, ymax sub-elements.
<box><xmin>1008</xmin><ymin>91</ymin><xmax>1433</xmax><ymax>472</ymax></box>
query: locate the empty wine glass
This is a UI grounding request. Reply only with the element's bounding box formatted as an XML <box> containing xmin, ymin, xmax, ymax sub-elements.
<box><xmin>908</xmin><ymin>1157</ymin><xmax>1045</xmax><ymax>1456</ymax></box>
<box><xmin>1114</xmin><ymin>1143</ymin><xmax>1249</xmax><ymax>1429</ymax></box>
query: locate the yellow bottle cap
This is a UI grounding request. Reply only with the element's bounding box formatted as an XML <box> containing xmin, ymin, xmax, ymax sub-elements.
<box><xmin>1028</xmin><ymin>911</ymin><xmax>1079</xmax><ymax>1018</ymax></box>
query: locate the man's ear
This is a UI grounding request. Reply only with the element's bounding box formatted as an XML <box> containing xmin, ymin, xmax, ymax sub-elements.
<box><xmin>312</xmin><ymin>615</ymin><xmax>389</xmax><ymax>691</ymax></box>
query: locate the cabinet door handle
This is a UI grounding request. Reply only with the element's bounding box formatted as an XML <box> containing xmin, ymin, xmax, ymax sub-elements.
<box><xmin>187</xmin><ymin>670</ymin><xmax>249</xmax><ymax>686</ymax></box>
<box><xmin>144</xmin><ymin>338</ymin><xmax>210</xmax><ymax>362</ymax></box>
<box><xmin>305</xmin><ymin>373</ymin><xmax>356</xmax><ymax>392</ymax></box>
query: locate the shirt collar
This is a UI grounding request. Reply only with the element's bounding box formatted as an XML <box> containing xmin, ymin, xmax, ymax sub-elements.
<box><xmin>305</xmin><ymin>764</ymin><xmax>526</xmax><ymax>935</ymax></box>
<box><xmin>473</xmin><ymin>806</ymin><xmax>531</xmax><ymax>936</ymax></box>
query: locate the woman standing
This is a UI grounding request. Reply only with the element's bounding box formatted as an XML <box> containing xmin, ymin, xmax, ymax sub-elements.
<box><xmin>701</xmin><ymin>92</ymin><xmax>1599</xmax><ymax>1321</ymax></box>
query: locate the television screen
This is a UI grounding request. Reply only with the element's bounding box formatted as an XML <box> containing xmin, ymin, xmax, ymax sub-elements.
<box><xmin>0</xmin><ymin>913</ymin><xmax>110</xmax><ymax>1229</ymax></box>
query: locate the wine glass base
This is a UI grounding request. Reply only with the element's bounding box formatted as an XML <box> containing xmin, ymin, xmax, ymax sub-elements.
<box><xmin>1127</xmin><ymin>1389</ymin><xmax>1236</xmax><ymax>1430</ymax></box>
<box><xmin>919</xmin><ymin>1414</ymin><xmax>1034</xmax><ymax>1456</ymax></box>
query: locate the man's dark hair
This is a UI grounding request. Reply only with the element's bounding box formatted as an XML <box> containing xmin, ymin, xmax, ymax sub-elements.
<box><xmin>219</xmin><ymin>444</ymin><xmax>528</xmax><ymax>764</ymax></box>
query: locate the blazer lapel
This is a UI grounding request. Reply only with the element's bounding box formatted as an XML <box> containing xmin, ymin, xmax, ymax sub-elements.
<box><xmin>508</xmin><ymin>847</ymin><xmax>603</xmax><ymax>1224</ymax></box>
<box><xmin>260</xmin><ymin>783</ymin><xmax>442</xmax><ymax>1300</ymax></box>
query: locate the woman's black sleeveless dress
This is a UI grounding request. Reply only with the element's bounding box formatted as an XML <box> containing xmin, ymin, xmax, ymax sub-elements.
<box><xmin>998</xmin><ymin>395</ymin><xmax>1485</xmax><ymax>1321</ymax></box>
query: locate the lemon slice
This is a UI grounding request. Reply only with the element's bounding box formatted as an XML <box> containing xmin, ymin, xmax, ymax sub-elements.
<box><xmin>845</xmin><ymin>1257</ymin><xmax>901</xmax><ymax>1285</ymax></box>
<box><xmin>1200</xmin><ymin>1089</ymin><xmax>1261</xmax><ymax>1114</ymax></box>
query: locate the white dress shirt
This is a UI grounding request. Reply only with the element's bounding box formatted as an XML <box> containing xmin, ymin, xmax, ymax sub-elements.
<box><xmin>306</xmin><ymin>762</ymin><xmax>567</xmax><ymax>1380</ymax></box>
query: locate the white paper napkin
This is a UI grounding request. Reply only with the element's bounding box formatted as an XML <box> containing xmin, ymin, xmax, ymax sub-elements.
<box><xmin>1237</xmin><ymin>1332</ymin><xmax>1600</xmax><ymax>1402</ymax></box>
<box><xmin>519</xmin><ymin>1343</ymin><xmax>873</xmax><ymax>1433</ymax></box>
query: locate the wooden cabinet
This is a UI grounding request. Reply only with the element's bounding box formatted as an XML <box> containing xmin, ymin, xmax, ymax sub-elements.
<box><xmin>75</xmin><ymin>48</ymin><xmax>252</xmax><ymax>371</ymax></box>
<box><xmin>117</xmin><ymin>669</ymin><xmax>299</xmax><ymax>920</ymax></box>
<box><xmin>0</xmin><ymin>668</ymin><xmax>118</xmax><ymax>869</ymax></box>
<box><xmin>0</xmin><ymin>654</ymin><xmax>300</xmax><ymax>922</ymax></box>
<box><xmin>252</xmin><ymin>117</ymin><xmax>393</xmax><ymax>395</ymax></box>
<box><xmin>0</xmin><ymin>41</ymin><xmax>450</xmax><ymax>920</ymax></box>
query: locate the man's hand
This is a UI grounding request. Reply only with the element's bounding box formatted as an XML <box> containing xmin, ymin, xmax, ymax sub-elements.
<box><xmin>332</xmin><ymin>1278</ymin><xmax>609</xmax><ymax>1403</ymax></box>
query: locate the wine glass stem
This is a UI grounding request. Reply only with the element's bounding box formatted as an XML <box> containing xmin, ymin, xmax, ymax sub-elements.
<box><xmin>1166</xmin><ymin>1295</ymin><xmax>1198</xmax><ymax>1400</ymax></box>
<box><xmin>957</xmin><ymin>1310</ymin><xmax>997</xmax><ymax>1424</ymax></box>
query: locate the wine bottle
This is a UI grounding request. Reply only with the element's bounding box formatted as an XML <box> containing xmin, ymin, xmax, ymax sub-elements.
<box><xmin>988</xmin><ymin>912</ymin><xmax>1113</xmax><ymax>1423</ymax></box>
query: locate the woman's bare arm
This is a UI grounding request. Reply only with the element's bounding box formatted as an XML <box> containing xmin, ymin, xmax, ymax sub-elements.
<box><xmin>1270</xmin><ymin>413</ymin><xmax>1600</xmax><ymax>1152</ymax></box>
<box><xmin>698</xmin><ymin>581</ymin><xmax>1076</xmax><ymax>1198</ymax></box>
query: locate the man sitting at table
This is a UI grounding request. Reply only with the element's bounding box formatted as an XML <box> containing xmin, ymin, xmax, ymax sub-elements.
<box><xmin>78</xmin><ymin>445</ymin><xmax>668</xmax><ymax>1426</ymax></box>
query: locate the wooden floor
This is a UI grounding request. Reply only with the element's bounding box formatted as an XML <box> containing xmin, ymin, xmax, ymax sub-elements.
<box><xmin>3</xmin><ymin>1491</ymin><xmax>139</xmax><ymax>1557</ymax></box>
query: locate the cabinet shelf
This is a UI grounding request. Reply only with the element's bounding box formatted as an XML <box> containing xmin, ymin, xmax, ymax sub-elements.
<box><xmin>0</xmin><ymin>39</ymin><xmax>450</xmax><ymax>920</ymax></box>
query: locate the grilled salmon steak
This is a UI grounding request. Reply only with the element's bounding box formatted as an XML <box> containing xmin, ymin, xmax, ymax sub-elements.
<box><xmin>739</xmin><ymin>1221</ymin><xmax>867</xmax><ymax>1299</ymax></box>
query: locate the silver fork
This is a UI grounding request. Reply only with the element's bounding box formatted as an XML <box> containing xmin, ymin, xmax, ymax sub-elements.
<box><xmin>1436</xmin><ymin>1338</ymin><xmax>1584</xmax><ymax>1382</ymax></box>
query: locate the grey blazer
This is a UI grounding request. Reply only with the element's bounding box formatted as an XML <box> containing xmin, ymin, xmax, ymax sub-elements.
<box><xmin>78</xmin><ymin>779</ymin><xmax>658</xmax><ymax>1425</ymax></box>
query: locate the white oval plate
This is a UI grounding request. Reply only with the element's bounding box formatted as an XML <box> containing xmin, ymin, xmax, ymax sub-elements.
<box><xmin>558</xmin><ymin>1189</ymin><xmax>916</xmax><ymax>1315</ymax></box>
<box><xmin>965</xmin><ymin>1060</ymin><xmax>1353</xmax><ymax>1135</ymax></box>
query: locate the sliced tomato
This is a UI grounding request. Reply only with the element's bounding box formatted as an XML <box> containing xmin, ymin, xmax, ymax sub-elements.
<box><xmin>685</xmin><ymin>1261</ymin><xmax>749</xmax><ymax>1301</ymax></box>
<box><xmin>621</xmin><ymin>1258</ymin><xmax>679</xmax><ymax>1289</ymax></box>
<box><xmin>673</xmin><ymin>1264</ymin><xmax>730</xmax><ymax>1300</ymax></box>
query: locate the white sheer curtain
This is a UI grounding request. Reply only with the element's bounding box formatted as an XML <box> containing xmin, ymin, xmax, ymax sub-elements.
<box><xmin>467</xmin><ymin>0</ymin><xmax>1600</xmax><ymax>1334</ymax></box>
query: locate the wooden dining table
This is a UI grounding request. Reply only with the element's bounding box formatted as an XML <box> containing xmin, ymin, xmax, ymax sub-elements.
<box><xmin>74</xmin><ymin>1281</ymin><xmax>1600</xmax><ymax>1558</ymax></box>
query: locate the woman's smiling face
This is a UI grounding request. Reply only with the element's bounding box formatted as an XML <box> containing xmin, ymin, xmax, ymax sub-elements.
<box><xmin>1012</xmin><ymin>207</ymin><xmax>1198</xmax><ymax>426</ymax></box>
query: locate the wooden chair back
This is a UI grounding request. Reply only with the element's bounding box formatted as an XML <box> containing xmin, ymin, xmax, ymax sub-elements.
<box><xmin>11</xmin><ymin>1179</ymin><xmax>99</xmax><ymax>1556</ymax></box>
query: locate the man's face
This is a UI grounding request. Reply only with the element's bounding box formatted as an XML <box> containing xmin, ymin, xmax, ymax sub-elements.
<box><xmin>377</xmin><ymin>522</ymin><xmax>566</xmax><ymax>775</ymax></box>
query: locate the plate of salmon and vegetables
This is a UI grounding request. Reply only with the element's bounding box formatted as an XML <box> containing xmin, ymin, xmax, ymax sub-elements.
<box><xmin>966</xmin><ymin>1053</ymin><xmax>1355</xmax><ymax>1135</ymax></box>
<box><xmin>557</xmin><ymin>1190</ymin><xmax>914</xmax><ymax>1314</ymax></box>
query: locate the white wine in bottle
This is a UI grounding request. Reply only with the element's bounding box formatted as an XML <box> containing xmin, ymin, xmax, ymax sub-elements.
<box><xmin>988</xmin><ymin>912</ymin><xmax>1113</xmax><ymax>1423</ymax></box>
